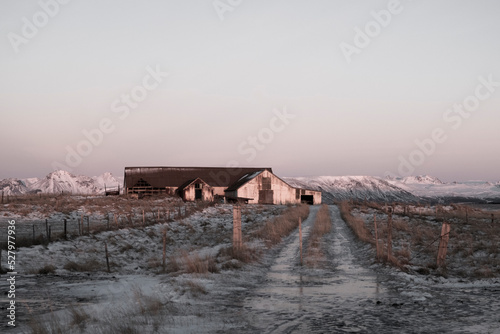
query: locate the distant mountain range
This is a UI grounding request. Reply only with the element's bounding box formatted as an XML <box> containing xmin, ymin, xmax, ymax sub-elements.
<box><xmin>284</xmin><ymin>175</ymin><xmax>500</xmax><ymax>204</ymax></box>
<box><xmin>0</xmin><ymin>170</ymin><xmax>122</xmax><ymax>196</ymax></box>
<box><xmin>1</xmin><ymin>171</ymin><xmax>499</xmax><ymax>204</ymax></box>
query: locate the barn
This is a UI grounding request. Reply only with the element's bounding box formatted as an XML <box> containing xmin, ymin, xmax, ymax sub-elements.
<box><xmin>124</xmin><ymin>166</ymin><xmax>321</xmax><ymax>205</ymax></box>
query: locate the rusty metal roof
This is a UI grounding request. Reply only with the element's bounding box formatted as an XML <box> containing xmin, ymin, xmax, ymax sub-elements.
<box><xmin>225</xmin><ymin>170</ymin><xmax>264</xmax><ymax>192</ymax></box>
<box><xmin>124</xmin><ymin>167</ymin><xmax>273</xmax><ymax>189</ymax></box>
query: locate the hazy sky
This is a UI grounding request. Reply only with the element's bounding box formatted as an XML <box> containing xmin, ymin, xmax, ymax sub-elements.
<box><xmin>1</xmin><ymin>0</ymin><xmax>499</xmax><ymax>182</ymax></box>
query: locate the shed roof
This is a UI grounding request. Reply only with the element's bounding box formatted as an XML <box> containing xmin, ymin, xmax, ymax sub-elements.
<box><xmin>124</xmin><ymin>167</ymin><xmax>273</xmax><ymax>189</ymax></box>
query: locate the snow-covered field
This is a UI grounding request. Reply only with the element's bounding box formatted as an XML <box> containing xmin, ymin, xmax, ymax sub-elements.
<box><xmin>1</xmin><ymin>197</ymin><xmax>500</xmax><ymax>333</ymax></box>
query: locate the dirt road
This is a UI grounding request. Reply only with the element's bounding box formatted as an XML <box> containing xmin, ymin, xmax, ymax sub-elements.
<box><xmin>238</xmin><ymin>205</ymin><xmax>500</xmax><ymax>333</ymax></box>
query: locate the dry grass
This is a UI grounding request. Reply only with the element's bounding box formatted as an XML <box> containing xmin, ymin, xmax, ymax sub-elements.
<box><xmin>256</xmin><ymin>204</ymin><xmax>310</xmax><ymax>246</ymax></box>
<box><xmin>69</xmin><ymin>306</ymin><xmax>90</xmax><ymax>330</ymax></box>
<box><xmin>63</xmin><ymin>258</ymin><xmax>102</xmax><ymax>272</ymax></box>
<box><xmin>338</xmin><ymin>201</ymin><xmax>373</xmax><ymax>244</ymax></box>
<box><xmin>347</xmin><ymin>201</ymin><xmax>500</xmax><ymax>278</ymax></box>
<box><xmin>218</xmin><ymin>244</ymin><xmax>260</xmax><ymax>264</ymax></box>
<box><xmin>305</xmin><ymin>205</ymin><xmax>332</xmax><ymax>268</ymax></box>
<box><xmin>38</xmin><ymin>264</ymin><xmax>56</xmax><ymax>275</ymax></box>
<box><xmin>167</xmin><ymin>250</ymin><xmax>219</xmax><ymax>275</ymax></box>
<box><xmin>184</xmin><ymin>280</ymin><xmax>208</xmax><ymax>296</ymax></box>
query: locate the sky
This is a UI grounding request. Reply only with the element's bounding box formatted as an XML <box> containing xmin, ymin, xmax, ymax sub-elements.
<box><xmin>1</xmin><ymin>0</ymin><xmax>499</xmax><ymax>182</ymax></box>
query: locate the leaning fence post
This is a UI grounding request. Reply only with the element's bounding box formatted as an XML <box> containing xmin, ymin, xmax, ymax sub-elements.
<box><xmin>437</xmin><ymin>222</ymin><xmax>451</xmax><ymax>267</ymax></box>
<box><xmin>48</xmin><ymin>225</ymin><xmax>51</xmax><ymax>243</ymax></box>
<box><xmin>64</xmin><ymin>219</ymin><xmax>67</xmax><ymax>239</ymax></box>
<box><xmin>104</xmin><ymin>241</ymin><xmax>110</xmax><ymax>273</ymax></box>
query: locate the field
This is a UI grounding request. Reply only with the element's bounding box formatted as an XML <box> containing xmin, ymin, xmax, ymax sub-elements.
<box><xmin>0</xmin><ymin>196</ymin><xmax>499</xmax><ymax>333</ymax></box>
<box><xmin>339</xmin><ymin>201</ymin><xmax>500</xmax><ymax>278</ymax></box>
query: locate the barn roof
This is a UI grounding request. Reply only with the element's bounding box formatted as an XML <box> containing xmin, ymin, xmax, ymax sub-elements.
<box><xmin>225</xmin><ymin>170</ymin><xmax>264</xmax><ymax>192</ymax></box>
<box><xmin>124</xmin><ymin>167</ymin><xmax>273</xmax><ymax>189</ymax></box>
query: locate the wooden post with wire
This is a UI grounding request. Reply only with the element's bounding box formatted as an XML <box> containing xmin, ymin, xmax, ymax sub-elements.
<box><xmin>64</xmin><ymin>219</ymin><xmax>67</xmax><ymax>239</ymax></box>
<box><xmin>437</xmin><ymin>222</ymin><xmax>451</xmax><ymax>267</ymax></box>
<box><xmin>233</xmin><ymin>204</ymin><xmax>242</xmax><ymax>251</ymax></box>
<box><xmin>104</xmin><ymin>241</ymin><xmax>110</xmax><ymax>273</ymax></box>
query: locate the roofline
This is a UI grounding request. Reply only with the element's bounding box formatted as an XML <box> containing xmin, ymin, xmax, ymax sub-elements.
<box><xmin>224</xmin><ymin>170</ymin><xmax>265</xmax><ymax>192</ymax></box>
<box><xmin>124</xmin><ymin>166</ymin><xmax>273</xmax><ymax>170</ymax></box>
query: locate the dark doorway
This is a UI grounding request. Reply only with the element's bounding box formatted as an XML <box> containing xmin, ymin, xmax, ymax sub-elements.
<box><xmin>259</xmin><ymin>190</ymin><xmax>274</xmax><ymax>204</ymax></box>
<box><xmin>301</xmin><ymin>195</ymin><xmax>314</xmax><ymax>205</ymax></box>
<box><xmin>195</xmin><ymin>188</ymin><xmax>202</xmax><ymax>200</ymax></box>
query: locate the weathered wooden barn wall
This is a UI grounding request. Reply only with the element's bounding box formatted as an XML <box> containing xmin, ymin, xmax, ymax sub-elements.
<box><xmin>232</xmin><ymin>170</ymin><xmax>320</xmax><ymax>205</ymax></box>
<box><xmin>181</xmin><ymin>179</ymin><xmax>214</xmax><ymax>202</ymax></box>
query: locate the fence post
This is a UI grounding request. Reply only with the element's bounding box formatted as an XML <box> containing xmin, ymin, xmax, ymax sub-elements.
<box><xmin>233</xmin><ymin>204</ymin><xmax>242</xmax><ymax>251</ymax></box>
<box><xmin>45</xmin><ymin>219</ymin><xmax>49</xmax><ymax>240</ymax></box>
<box><xmin>104</xmin><ymin>241</ymin><xmax>110</xmax><ymax>273</ymax></box>
<box><xmin>387</xmin><ymin>207</ymin><xmax>393</xmax><ymax>262</ymax></box>
<box><xmin>64</xmin><ymin>219</ymin><xmax>67</xmax><ymax>239</ymax></box>
<box><xmin>162</xmin><ymin>230</ymin><xmax>167</xmax><ymax>272</ymax></box>
<box><xmin>80</xmin><ymin>211</ymin><xmax>83</xmax><ymax>235</ymax></box>
<box><xmin>374</xmin><ymin>215</ymin><xmax>380</xmax><ymax>260</ymax></box>
<box><xmin>48</xmin><ymin>225</ymin><xmax>51</xmax><ymax>243</ymax></box>
<box><xmin>437</xmin><ymin>222</ymin><xmax>451</xmax><ymax>267</ymax></box>
<box><xmin>299</xmin><ymin>217</ymin><xmax>303</xmax><ymax>265</ymax></box>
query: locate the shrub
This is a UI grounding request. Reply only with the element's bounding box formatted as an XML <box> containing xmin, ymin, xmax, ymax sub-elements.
<box><xmin>38</xmin><ymin>265</ymin><xmax>56</xmax><ymax>275</ymax></box>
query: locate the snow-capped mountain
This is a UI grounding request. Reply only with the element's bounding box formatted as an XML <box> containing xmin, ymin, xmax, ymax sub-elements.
<box><xmin>284</xmin><ymin>176</ymin><xmax>420</xmax><ymax>204</ymax></box>
<box><xmin>0</xmin><ymin>178</ymin><xmax>30</xmax><ymax>196</ymax></box>
<box><xmin>400</xmin><ymin>175</ymin><xmax>444</xmax><ymax>185</ymax></box>
<box><xmin>387</xmin><ymin>177</ymin><xmax>500</xmax><ymax>201</ymax></box>
<box><xmin>0</xmin><ymin>170</ymin><xmax>121</xmax><ymax>195</ymax></box>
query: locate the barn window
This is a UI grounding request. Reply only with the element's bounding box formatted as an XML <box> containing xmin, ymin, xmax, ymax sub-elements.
<box><xmin>195</xmin><ymin>183</ymin><xmax>202</xmax><ymax>189</ymax></box>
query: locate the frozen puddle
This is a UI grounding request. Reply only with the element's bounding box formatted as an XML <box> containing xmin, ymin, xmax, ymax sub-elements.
<box><xmin>244</xmin><ymin>206</ymin><xmax>385</xmax><ymax>333</ymax></box>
